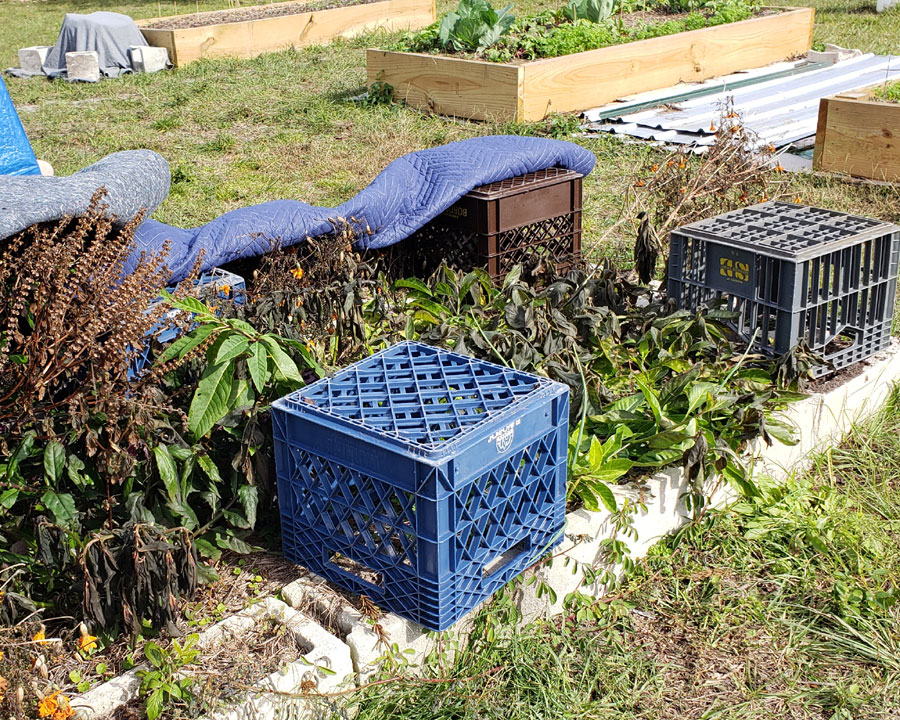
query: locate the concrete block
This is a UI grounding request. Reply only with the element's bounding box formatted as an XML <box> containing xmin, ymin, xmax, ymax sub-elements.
<box><xmin>129</xmin><ymin>45</ymin><xmax>170</xmax><ymax>73</ymax></box>
<box><xmin>876</xmin><ymin>0</ymin><xmax>898</xmax><ymax>12</ymax></box>
<box><xmin>206</xmin><ymin>599</ymin><xmax>353</xmax><ymax>720</ymax></box>
<box><xmin>17</xmin><ymin>46</ymin><xmax>50</xmax><ymax>74</ymax></box>
<box><xmin>807</xmin><ymin>43</ymin><xmax>863</xmax><ymax>64</ymax></box>
<box><xmin>71</xmin><ymin>669</ymin><xmax>142</xmax><ymax>720</ymax></box>
<box><xmin>65</xmin><ymin>51</ymin><xmax>100</xmax><ymax>82</ymax></box>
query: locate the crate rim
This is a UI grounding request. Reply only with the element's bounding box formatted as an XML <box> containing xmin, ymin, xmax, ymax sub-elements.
<box><xmin>271</xmin><ymin>340</ymin><xmax>569</xmax><ymax>463</ymax></box>
<box><xmin>675</xmin><ymin>201</ymin><xmax>900</xmax><ymax>262</ymax></box>
<box><xmin>466</xmin><ymin>167</ymin><xmax>583</xmax><ymax>200</ymax></box>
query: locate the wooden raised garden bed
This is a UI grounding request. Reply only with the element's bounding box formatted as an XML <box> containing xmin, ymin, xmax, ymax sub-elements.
<box><xmin>138</xmin><ymin>0</ymin><xmax>436</xmax><ymax>67</ymax></box>
<box><xmin>813</xmin><ymin>88</ymin><xmax>900</xmax><ymax>183</ymax></box>
<box><xmin>366</xmin><ymin>6</ymin><xmax>814</xmax><ymax>122</ymax></box>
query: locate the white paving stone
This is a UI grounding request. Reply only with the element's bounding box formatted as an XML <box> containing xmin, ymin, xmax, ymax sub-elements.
<box><xmin>65</xmin><ymin>51</ymin><xmax>100</xmax><ymax>82</ymax></box>
<box><xmin>17</xmin><ymin>46</ymin><xmax>50</xmax><ymax>74</ymax></box>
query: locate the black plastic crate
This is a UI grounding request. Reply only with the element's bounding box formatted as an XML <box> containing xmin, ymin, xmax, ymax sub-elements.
<box><xmin>668</xmin><ymin>201</ymin><xmax>900</xmax><ymax>376</ymax></box>
<box><xmin>380</xmin><ymin>167</ymin><xmax>583</xmax><ymax>282</ymax></box>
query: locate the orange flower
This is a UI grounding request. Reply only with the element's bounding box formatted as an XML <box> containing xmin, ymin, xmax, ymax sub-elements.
<box><xmin>635</xmin><ymin>179</ymin><xmax>645</xmax><ymax>187</ymax></box>
<box><xmin>774</xmin><ymin>163</ymin><xmax>785</xmax><ymax>173</ymax></box>
<box><xmin>709</xmin><ymin>121</ymin><xmax>716</xmax><ymax>132</ymax></box>
<box><xmin>290</xmin><ymin>267</ymin><xmax>304</xmax><ymax>281</ymax></box>
<box><xmin>793</xmin><ymin>196</ymin><xmax>803</xmax><ymax>203</ymax></box>
<box><xmin>33</xmin><ymin>629</ymin><xmax>47</xmax><ymax>645</ymax></box>
<box><xmin>667</xmin><ymin>160</ymin><xmax>675</xmax><ymax>167</ymax></box>
<box><xmin>220</xmin><ymin>284</ymin><xmax>231</xmax><ymax>297</ymax></box>
<box><xmin>679</xmin><ymin>160</ymin><xmax>686</xmax><ymax>170</ymax></box>
<box><xmin>0</xmin><ymin>675</ymin><xmax>7</xmax><ymax>702</ymax></box>
<box><xmin>77</xmin><ymin>633</ymin><xmax>98</xmax><ymax>653</ymax></box>
<box><xmin>38</xmin><ymin>692</ymin><xmax>74</xmax><ymax>720</ymax></box>
<box><xmin>651</xmin><ymin>164</ymin><xmax>659</xmax><ymax>172</ymax></box>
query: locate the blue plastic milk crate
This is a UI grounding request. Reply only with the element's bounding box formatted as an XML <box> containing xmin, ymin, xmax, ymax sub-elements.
<box><xmin>271</xmin><ymin>341</ymin><xmax>569</xmax><ymax>631</ymax></box>
<box><xmin>129</xmin><ymin>268</ymin><xmax>245</xmax><ymax>379</ymax></box>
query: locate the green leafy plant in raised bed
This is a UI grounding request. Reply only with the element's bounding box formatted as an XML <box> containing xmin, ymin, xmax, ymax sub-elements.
<box><xmin>561</xmin><ymin>0</ymin><xmax>618</xmax><ymax>24</ymax></box>
<box><xmin>391</xmin><ymin>0</ymin><xmax>759</xmax><ymax>62</ymax></box>
<box><xmin>438</xmin><ymin>0</ymin><xmax>516</xmax><ymax>52</ymax></box>
<box><xmin>873</xmin><ymin>81</ymin><xmax>900</xmax><ymax>104</ymax></box>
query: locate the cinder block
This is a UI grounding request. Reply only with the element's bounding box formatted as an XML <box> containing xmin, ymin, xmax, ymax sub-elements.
<box><xmin>65</xmin><ymin>51</ymin><xmax>100</xmax><ymax>82</ymax></box>
<box><xmin>71</xmin><ymin>669</ymin><xmax>142</xmax><ymax>720</ymax></box>
<box><xmin>17</xmin><ymin>46</ymin><xmax>50</xmax><ymax>74</ymax></box>
<box><xmin>129</xmin><ymin>45</ymin><xmax>169</xmax><ymax>73</ymax></box>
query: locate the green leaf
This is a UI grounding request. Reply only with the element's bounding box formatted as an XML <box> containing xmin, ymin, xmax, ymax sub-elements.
<box><xmin>214</xmin><ymin>333</ymin><xmax>250</xmax><ymax>365</ymax></box>
<box><xmin>43</xmin><ymin>441</ymin><xmax>65</xmax><ymax>484</ymax></box>
<box><xmin>247</xmin><ymin>342</ymin><xmax>268</xmax><ymax>394</ymax></box>
<box><xmin>144</xmin><ymin>642</ymin><xmax>164</xmax><ymax>669</ymax></box>
<box><xmin>0</xmin><ymin>488</ymin><xmax>18</xmax><ymax>509</ymax></box>
<box><xmin>153</xmin><ymin>445</ymin><xmax>180</xmax><ymax>504</ymax></box>
<box><xmin>188</xmin><ymin>361</ymin><xmax>235</xmax><ymax>440</ymax></box>
<box><xmin>167</xmin><ymin>295</ymin><xmax>212</xmax><ymax>317</ymax></box>
<box><xmin>215</xmin><ymin>532</ymin><xmax>256</xmax><ymax>554</ymax></box>
<box><xmin>260</xmin><ymin>336</ymin><xmax>302</xmax><ymax>384</ymax></box>
<box><xmin>237</xmin><ymin>484</ymin><xmax>258</xmax><ymax>529</ymax></box>
<box><xmin>194</xmin><ymin>538</ymin><xmax>222</xmax><ymax>560</ymax></box>
<box><xmin>393</xmin><ymin>277</ymin><xmax>432</xmax><ymax>296</ymax></box>
<box><xmin>167</xmin><ymin>499</ymin><xmax>199</xmax><ymax>530</ymax></box>
<box><xmin>197</xmin><ymin>454</ymin><xmax>223</xmax><ymax>485</ymax></box>
<box><xmin>146</xmin><ymin>688</ymin><xmax>164</xmax><ymax>720</ymax></box>
<box><xmin>40</xmin><ymin>490</ymin><xmax>77</xmax><ymax>528</ymax></box>
<box><xmin>587</xmin><ymin>458</ymin><xmax>634</xmax><ymax>483</ymax></box>
<box><xmin>156</xmin><ymin>323</ymin><xmax>218</xmax><ymax>364</ymax></box>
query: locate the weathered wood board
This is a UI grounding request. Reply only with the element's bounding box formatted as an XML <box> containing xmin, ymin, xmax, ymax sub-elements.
<box><xmin>138</xmin><ymin>0</ymin><xmax>436</xmax><ymax>67</ymax></box>
<box><xmin>813</xmin><ymin>93</ymin><xmax>900</xmax><ymax>183</ymax></box>
<box><xmin>367</xmin><ymin>6</ymin><xmax>815</xmax><ymax>122</ymax></box>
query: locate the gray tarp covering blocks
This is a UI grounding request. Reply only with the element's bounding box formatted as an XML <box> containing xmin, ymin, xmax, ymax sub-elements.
<box><xmin>9</xmin><ymin>12</ymin><xmax>146</xmax><ymax>80</ymax></box>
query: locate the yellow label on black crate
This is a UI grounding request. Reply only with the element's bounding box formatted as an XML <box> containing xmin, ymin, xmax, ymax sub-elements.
<box><xmin>719</xmin><ymin>257</ymin><xmax>751</xmax><ymax>283</ymax></box>
<box><xmin>707</xmin><ymin>244</ymin><xmax>756</xmax><ymax>296</ymax></box>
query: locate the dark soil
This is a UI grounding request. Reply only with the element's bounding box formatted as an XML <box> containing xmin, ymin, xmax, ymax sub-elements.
<box><xmin>146</xmin><ymin>0</ymin><xmax>379</xmax><ymax>30</ymax></box>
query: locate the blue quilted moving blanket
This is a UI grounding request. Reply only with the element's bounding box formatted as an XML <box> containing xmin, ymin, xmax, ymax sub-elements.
<box><xmin>132</xmin><ymin>136</ymin><xmax>595</xmax><ymax>282</ymax></box>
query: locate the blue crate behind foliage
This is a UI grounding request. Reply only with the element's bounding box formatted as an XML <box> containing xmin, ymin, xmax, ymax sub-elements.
<box><xmin>129</xmin><ymin>268</ymin><xmax>245</xmax><ymax>379</ymax></box>
<box><xmin>271</xmin><ymin>341</ymin><xmax>569</xmax><ymax>631</ymax></box>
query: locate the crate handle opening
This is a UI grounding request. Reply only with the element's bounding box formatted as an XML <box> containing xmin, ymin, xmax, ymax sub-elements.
<box><xmin>327</xmin><ymin>551</ymin><xmax>384</xmax><ymax>592</ymax></box>
<box><xmin>482</xmin><ymin>538</ymin><xmax>530</xmax><ymax>579</ymax></box>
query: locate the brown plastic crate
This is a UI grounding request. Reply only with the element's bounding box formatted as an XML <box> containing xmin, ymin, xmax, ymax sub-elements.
<box><xmin>379</xmin><ymin>167</ymin><xmax>583</xmax><ymax>282</ymax></box>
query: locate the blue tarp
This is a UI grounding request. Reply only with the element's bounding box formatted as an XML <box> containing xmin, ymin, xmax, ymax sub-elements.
<box><xmin>0</xmin><ymin>77</ymin><xmax>40</xmax><ymax>176</ymax></box>
<box><xmin>132</xmin><ymin>136</ymin><xmax>596</xmax><ymax>282</ymax></box>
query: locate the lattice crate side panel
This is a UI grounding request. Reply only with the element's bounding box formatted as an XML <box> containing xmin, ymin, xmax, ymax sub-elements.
<box><xmin>273</xmin><ymin>414</ymin><xmax>567</xmax><ymax>630</ymax></box>
<box><xmin>487</xmin><ymin>212</ymin><xmax>581</xmax><ymax>278</ymax></box>
<box><xmin>668</xmin><ymin>232</ymin><xmax>899</xmax><ymax>373</ymax></box>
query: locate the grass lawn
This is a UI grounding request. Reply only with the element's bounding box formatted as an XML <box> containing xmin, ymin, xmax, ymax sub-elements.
<box><xmin>351</xmin><ymin>391</ymin><xmax>900</xmax><ymax>719</ymax></box>
<box><xmin>2</xmin><ymin>0</ymin><xmax>900</xmax><ymax>266</ymax></box>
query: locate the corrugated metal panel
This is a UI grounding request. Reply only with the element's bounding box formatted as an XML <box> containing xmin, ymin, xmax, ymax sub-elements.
<box><xmin>582</xmin><ymin>54</ymin><xmax>900</xmax><ymax>150</ymax></box>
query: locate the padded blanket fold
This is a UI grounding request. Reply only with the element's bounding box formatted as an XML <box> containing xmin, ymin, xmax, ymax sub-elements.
<box><xmin>0</xmin><ymin>150</ymin><xmax>170</xmax><ymax>240</ymax></box>
<box><xmin>132</xmin><ymin>136</ymin><xmax>596</xmax><ymax>282</ymax></box>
